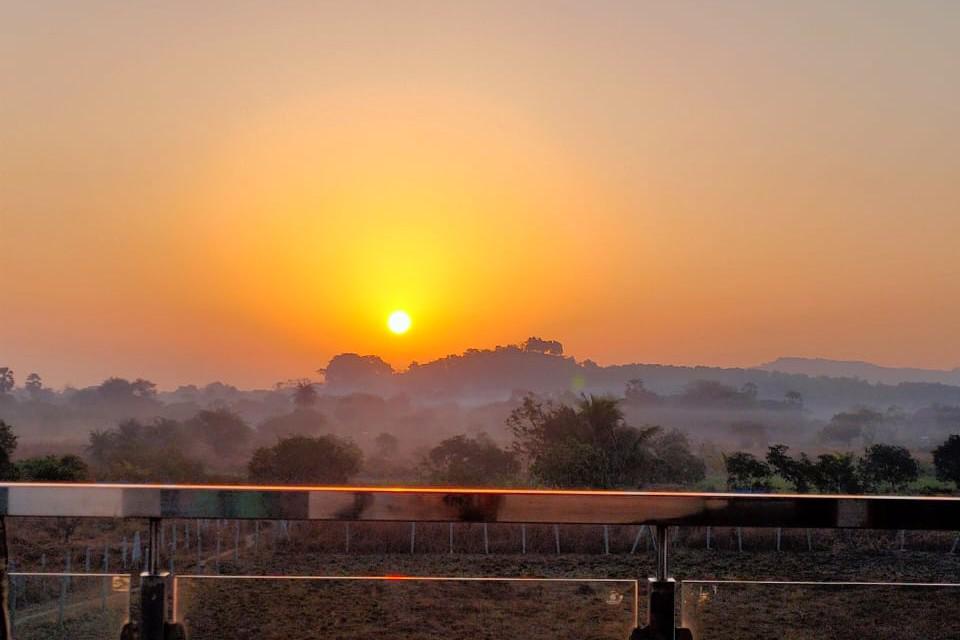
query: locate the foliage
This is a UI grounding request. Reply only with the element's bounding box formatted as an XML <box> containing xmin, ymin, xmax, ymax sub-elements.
<box><xmin>933</xmin><ymin>434</ymin><xmax>960</xmax><ymax>487</ymax></box>
<box><xmin>0</xmin><ymin>367</ymin><xmax>13</xmax><ymax>394</ymax></box>
<box><xmin>810</xmin><ymin>453</ymin><xmax>861</xmax><ymax>494</ymax></box>
<box><xmin>374</xmin><ymin>432</ymin><xmax>399</xmax><ymax>457</ymax></box>
<box><xmin>0</xmin><ymin>419</ymin><xmax>18</xmax><ymax>479</ymax></box>
<box><xmin>25</xmin><ymin>372</ymin><xmax>42</xmax><ymax>395</ymax></box>
<box><xmin>523</xmin><ymin>337</ymin><xmax>563</xmax><ymax>355</ymax></box>
<box><xmin>258</xmin><ymin>407</ymin><xmax>328</xmax><ymax>440</ymax></box>
<box><xmin>820</xmin><ymin>407</ymin><xmax>883</xmax><ymax>446</ymax></box>
<box><xmin>723</xmin><ymin>452</ymin><xmax>772</xmax><ymax>491</ymax></box>
<box><xmin>624</xmin><ymin>379</ymin><xmax>661</xmax><ymax>405</ymax></box>
<box><xmin>677</xmin><ymin>380</ymin><xmax>758</xmax><ymax>409</ymax></box>
<box><xmin>321</xmin><ymin>353</ymin><xmax>394</xmax><ymax>391</ymax></box>
<box><xmin>765</xmin><ymin>444</ymin><xmax>815</xmax><ymax>493</ymax></box>
<box><xmin>857</xmin><ymin>444</ymin><xmax>919</xmax><ymax>492</ymax></box>
<box><xmin>17</xmin><ymin>455</ymin><xmax>89</xmax><ymax>482</ymax></box>
<box><xmin>292</xmin><ymin>380</ymin><xmax>318</xmax><ymax>408</ymax></box>
<box><xmin>422</xmin><ymin>434</ymin><xmax>519</xmax><ymax>486</ymax></box>
<box><xmin>248</xmin><ymin>434</ymin><xmax>362</xmax><ymax>484</ymax></box>
<box><xmin>185</xmin><ymin>407</ymin><xmax>253</xmax><ymax>459</ymax></box>
<box><xmin>647</xmin><ymin>429</ymin><xmax>706</xmax><ymax>485</ymax></box>
<box><xmin>87</xmin><ymin>418</ymin><xmax>205</xmax><ymax>482</ymax></box>
<box><xmin>508</xmin><ymin>395</ymin><xmax>661</xmax><ymax>489</ymax></box>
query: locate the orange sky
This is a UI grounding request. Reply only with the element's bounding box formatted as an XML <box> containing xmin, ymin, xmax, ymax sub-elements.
<box><xmin>2</xmin><ymin>2</ymin><xmax>960</xmax><ymax>388</ymax></box>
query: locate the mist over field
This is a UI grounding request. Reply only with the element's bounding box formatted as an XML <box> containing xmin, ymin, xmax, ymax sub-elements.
<box><xmin>3</xmin><ymin>337</ymin><xmax>959</xmax><ymax>494</ymax></box>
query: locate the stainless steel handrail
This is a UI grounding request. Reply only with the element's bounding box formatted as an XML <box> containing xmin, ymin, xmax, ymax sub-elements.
<box><xmin>1</xmin><ymin>483</ymin><xmax>958</xmax><ymax>530</ymax></box>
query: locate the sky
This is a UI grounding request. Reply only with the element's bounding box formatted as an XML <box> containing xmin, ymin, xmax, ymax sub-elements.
<box><xmin>2</xmin><ymin>1</ymin><xmax>959</xmax><ymax>389</ymax></box>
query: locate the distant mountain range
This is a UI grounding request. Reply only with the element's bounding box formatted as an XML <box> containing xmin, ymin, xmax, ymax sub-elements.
<box><xmin>759</xmin><ymin>357</ymin><xmax>960</xmax><ymax>386</ymax></box>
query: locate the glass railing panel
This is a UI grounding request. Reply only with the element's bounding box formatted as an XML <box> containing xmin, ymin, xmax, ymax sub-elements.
<box><xmin>9</xmin><ymin>572</ymin><xmax>131</xmax><ymax>640</ymax></box>
<box><xmin>681</xmin><ymin>580</ymin><xmax>960</xmax><ymax>640</ymax></box>
<box><xmin>173</xmin><ymin>575</ymin><xmax>639</xmax><ymax>639</ymax></box>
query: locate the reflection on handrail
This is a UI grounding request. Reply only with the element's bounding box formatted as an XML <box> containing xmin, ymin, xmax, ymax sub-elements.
<box><xmin>1</xmin><ymin>482</ymin><xmax>958</xmax><ymax>529</ymax></box>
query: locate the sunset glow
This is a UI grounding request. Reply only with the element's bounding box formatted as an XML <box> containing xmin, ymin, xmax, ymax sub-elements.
<box><xmin>2</xmin><ymin>2</ymin><xmax>959</xmax><ymax>388</ymax></box>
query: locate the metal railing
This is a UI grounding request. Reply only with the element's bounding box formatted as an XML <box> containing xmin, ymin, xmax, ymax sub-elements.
<box><xmin>2</xmin><ymin>482</ymin><xmax>959</xmax><ymax>640</ymax></box>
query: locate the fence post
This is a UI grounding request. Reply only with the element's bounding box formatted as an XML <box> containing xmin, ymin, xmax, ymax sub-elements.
<box><xmin>706</xmin><ymin>526</ymin><xmax>712</xmax><ymax>550</ymax></box>
<box><xmin>449</xmin><ymin>523</ymin><xmax>454</xmax><ymax>555</ymax></box>
<box><xmin>234</xmin><ymin>521</ymin><xmax>240</xmax><ymax>562</ymax></box>
<box><xmin>345</xmin><ymin>523</ymin><xmax>351</xmax><ymax>554</ymax></box>
<box><xmin>410</xmin><ymin>523</ymin><xmax>416</xmax><ymax>554</ymax></box>
<box><xmin>737</xmin><ymin>527</ymin><xmax>743</xmax><ymax>553</ymax></box>
<box><xmin>952</xmin><ymin>532</ymin><xmax>959</xmax><ymax>554</ymax></box>
<box><xmin>554</xmin><ymin>525</ymin><xmax>561</xmax><ymax>554</ymax></box>
<box><xmin>483</xmin><ymin>524</ymin><xmax>489</xmax><ymax>555</ymax></box>
<box><xmin>603</xmin><ymin>525</ymin><xmax>610</xmax><ymax>555</ymax></box>
<box><xmin>806</xmin><ymin>529</ymin><xmax>813</xmax><ymax>552</ymax></box>
<box><xmin>521</xmin><ymin>525</ymin><xmax>527</xmax><ymax>555</ymax></box>
<box><xmin>140</xmin><ymin>518</ymin><xmax>169</xmax><ymax>640</ymax></box>
<box><xmin>776</xmin><ymin>528</ymin><xmax>782</xmax><ymax>552</ymax></box>
<box><xmin>899</xmin><ymin>529</ymin><xmax>906</xmax><ymax>551</ymax></box>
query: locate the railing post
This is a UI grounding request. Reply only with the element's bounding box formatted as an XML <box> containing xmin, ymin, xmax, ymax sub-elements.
<box><xmin>632</xmin><ymin>525</ymin><xmax>693</xmax><ymax>640</ymax></box>
<box><xmin>140</xmin><ymin>518</ymin><xmax>168</xmax><ymax>640</ymax></box>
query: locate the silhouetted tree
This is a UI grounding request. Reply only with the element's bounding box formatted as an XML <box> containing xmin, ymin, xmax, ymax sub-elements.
<box><xmin>624</xmin><ymin>379</ymin><xmax>660</xmax><ymax>405</ymax></box>
<box><xmin>321</xmin><ymin>353</ymin><xmax>394</xmax><ymax>391</ymax></box>
<box><xmin>933</xmin><ymin>435</ymin><xmax>960</xmax><ymax>488</ymax></box>
<box><xmin>858</xmin><ymin>444</ymin><xmax>918</xmax><ymax>493</ymax></box>
<box><xmin>186</xmin><ymin>408</ymin><xmax>254</xmax><ymax>460</ymax></box>
<box><xmin>723</xmin><ymin>452</ymin><xmax>772</xmax><ymax>491</ymax></box>
<box><xmin>258</xmin><ymin>406</ymin><xmax>328</xmax><ymax>441</ymax></box>
<box><xmin>523</xmin><ymin>337</ymin><xmax>563</xmax><ymax>355</ymax></box>
<box><xmin>784</xmin><ymin>390</ymin><xmax>803</xmax><ymax>409</ymax></box>
<box><xmin>423</xmin><ymin>434</ymin><xmax>519</xmax><ymax>486</ymax></box>
<box><xmin>0</xmin><ymin>420</ymin><xmax>18</xmax><ymax>480</ymax></box>
<box><xmin>24</xmin><ymin>373</ymin><xmax>42</xmax><ymax>398</ymax></box>
<box><xmin>87</xmin><ymin>419</ymin><xmax>204</xmax><ymax>482</ymax></box>
<box><xmin>811</xmin><ymin>453</ymin><xmax>861</xmax><ymax>494</ymax></box>
<box><xmin>508</xmin><ymin>395</ymin><xmax>660</xmax><ymax>489</ymax></box>
<box><xmin>0</xmin><ymin>368</ymin><xmax>13</xmax><ymax>394</ymax></box>
<box><xmin>374</xmin><ymin>432</ymin><xmax>399</xmax><ymax>458</ymax></box>
<box><xmin>678</xmin><ymin>380</ymin><xmax>756</xmax><ymax>409</ymax></box>
<box><xmin>248</xmin><ymin>435</ymin><xmax>362</xmax><ymax>484</ymax></box>
<box><xmin>765</xmin><ymin>444</ymin><xmax>815</xmax><ymax>493</ymax></box>
<box><xmin>292</xmin><ymin>380</ymin><xmax>318</xmax><ymax>408</ymax></box>
<box><xmin>648</xmin><ymin>429</ymin><xmax>706</xmax><ymax>485</ymax></box>
<box><xmin>820</xmin><ymin>407</ymin><xmax>882</xmax><ymax>447</ymax></box>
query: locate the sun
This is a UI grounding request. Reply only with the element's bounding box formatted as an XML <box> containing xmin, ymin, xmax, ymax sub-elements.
<box><xmin>387</xmin><ymin>310</ymin><xmax>412</xmax><ymax>335</ymax></box>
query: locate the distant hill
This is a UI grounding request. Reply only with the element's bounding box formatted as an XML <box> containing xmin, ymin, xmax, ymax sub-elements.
<box><xmin>759</xmin><ymin>357</ymin><xmax>960</xmax><ymax>386</ymax></box>
<box><xmin>319</xmin><ymin>340</ymin><xmax>960</xmax><ymax>416</ymax></box>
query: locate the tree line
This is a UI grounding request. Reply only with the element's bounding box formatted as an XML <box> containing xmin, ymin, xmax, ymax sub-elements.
<box><xmin>724</xmin><ymin>437</ymin><xmax>960</xmax><ymax>494</ymax></box>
